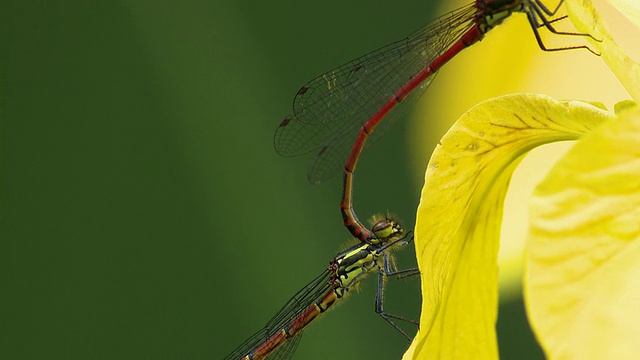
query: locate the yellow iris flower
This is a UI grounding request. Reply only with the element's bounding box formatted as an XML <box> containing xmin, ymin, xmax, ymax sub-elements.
<box><xmin>406</xmin><ymin>0</ymin><xmax>640</xmax><ymax>358</ymax></box>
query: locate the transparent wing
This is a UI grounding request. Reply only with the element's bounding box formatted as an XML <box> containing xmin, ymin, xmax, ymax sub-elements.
<box><xmin>224</xmin><ymin>270</ymin><xmax>332</xmax><ymax>360</ymax></box>
<box><xmin>274</xmin><ymin>4</ymin><xmax>476</xmax><ymax>183</ymax></box>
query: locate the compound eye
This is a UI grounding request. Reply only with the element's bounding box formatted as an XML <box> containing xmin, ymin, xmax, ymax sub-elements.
<box><xmin>371</xmin><ymin>219</ymin><xmax>394</xmax><ymax>239</ymax></box>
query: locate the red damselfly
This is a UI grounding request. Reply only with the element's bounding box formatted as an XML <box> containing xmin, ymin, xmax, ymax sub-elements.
<box><xmin>274</xmin><ymin>0</ymin><xmax>596</xmax><ymax>241</ymax></box>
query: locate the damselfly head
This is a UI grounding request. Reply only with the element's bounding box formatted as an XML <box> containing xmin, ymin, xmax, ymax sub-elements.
<box><xmin>370</xmin><ymin>218</ymin><xmax>405</xmax><ymax>243</ymax></box>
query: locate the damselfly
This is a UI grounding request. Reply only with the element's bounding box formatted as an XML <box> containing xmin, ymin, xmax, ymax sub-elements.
<box><xmin>274</xmin><ymin>0</ymin><xmax>597</xmax><ymax>241</ymax></box>
<box><xmin>224</xmin><ymin>216</ymin><xmax>419</xmax><ymax>360</ymax></box>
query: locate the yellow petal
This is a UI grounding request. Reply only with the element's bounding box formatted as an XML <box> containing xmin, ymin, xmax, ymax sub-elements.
<box><xmin>566</xmin><ymin>0</ymin><xmax>640</xmax><ymax>102</ymax></box>
<box><xmin>526</xmin><ymin>106</ymin><xmax>640</xmax><ymax>359</ymax></box>
<box><xmin>411</xmin><ymin>1</ymin><xmax>630</xmax><ymax>301</ymax></box>
<box><xmin>410</xmin><ymin>94</ymin><xmax>611</xmax><ymax>359</ymax></box>
<box><xmin>608</xmin><ymin>0</ymin><xmax>640</xmax><ymax>31</ymax></box>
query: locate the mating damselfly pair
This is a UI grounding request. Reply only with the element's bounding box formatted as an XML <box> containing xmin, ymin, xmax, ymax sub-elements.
<box><xmin>226</xmin><ymin>0</ymin><xmax>597</xmax><ymax>358</ymax></box>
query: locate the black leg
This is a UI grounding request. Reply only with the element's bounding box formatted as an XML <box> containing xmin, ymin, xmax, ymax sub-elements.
<box><xmin>373</xmin><ymin>252</ymin><xmax>420</xmax><ymax>340</ymax></box>
<box><xmin>526</xmin><ymin>9</ymin><xmax>600</xmax><ymax>55</ymax></box>
<box><xmin>532</xmin><ymin>2</ymin><xmax>599</xmax><ymax>39</ymax></box>
<box><xmin>533</xmin><ymin>0</ymin><xmax>565</xmax><ymax>16</ymax></box>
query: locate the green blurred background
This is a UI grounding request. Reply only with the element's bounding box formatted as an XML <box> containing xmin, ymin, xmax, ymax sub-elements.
<box><xmin>2</xmin><ymin>0</ymin><xmax>543</xmax><ymax>358</ymax></box>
